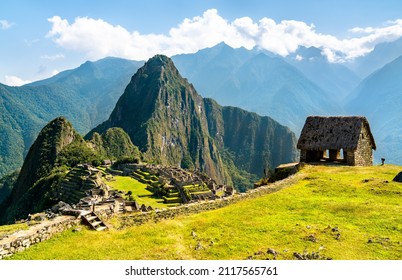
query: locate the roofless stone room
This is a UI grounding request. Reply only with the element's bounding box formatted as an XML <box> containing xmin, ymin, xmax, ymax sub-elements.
<box><xmin>297</xmin><ymin>116</ymin><xmax>376</xmax><ymax>166</ymax></box>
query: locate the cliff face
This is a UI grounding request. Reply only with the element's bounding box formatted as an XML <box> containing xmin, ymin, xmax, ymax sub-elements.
<box><xmin>89</xmin><ymin>55</ymin><xmax>232</xmax><ymax>184</ymax></box>
<box><xmin>90</xmin><ymin>55</ymin><xmax>297</xmax><ymax>187</ymax></box>
<box><xmin>204</xmin><ymin>98</ymin><xmax>298</xmax><ymax>190</ymax></box>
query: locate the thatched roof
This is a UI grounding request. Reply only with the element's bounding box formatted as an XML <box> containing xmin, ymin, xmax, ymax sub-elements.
<box><xmin>297</xmin><ymin>116</ymin><xmax>376</xmax><ymax>151</ymax></box>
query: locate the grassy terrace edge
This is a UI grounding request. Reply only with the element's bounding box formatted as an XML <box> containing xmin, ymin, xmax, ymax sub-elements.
<box><xmin>5</xmin><ymin>164</ymin><xmax>402</xmax><ymax>260</ymax></box>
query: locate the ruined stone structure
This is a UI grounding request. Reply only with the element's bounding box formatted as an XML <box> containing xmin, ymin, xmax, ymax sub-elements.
<box><xmin>0</xmin><ymin>216</ymin><xmax>80</xmax><ymax>259</ymax></box>
<box><xmin>297</xmin><ymin>116</ymin><xmax>376</xmax><ymax>166</ymax></box>
<box><xmin>116</xmin><ymin>163</ymin><xmax>234</xmax><ymax>203</ymax></box>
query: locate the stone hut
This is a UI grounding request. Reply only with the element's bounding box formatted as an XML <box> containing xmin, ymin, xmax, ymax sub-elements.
<box><xmin>297</xmin><ymin>116</ymin><xmax>376</xmax><ymax>166</ymax></box>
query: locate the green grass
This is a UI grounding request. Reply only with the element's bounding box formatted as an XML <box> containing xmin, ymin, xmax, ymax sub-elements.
<box><xmin>105</xmin><ymin>176</ymin><xmax>166</xmax><ymax>209</ymax></box>
<box><xmin>8</xmin><ymin>164</ymin><xmax>402</xmax><ymax>260</ymax></box>
<box><xmin>0</xmin><ymin>223</ymin><xmax>29</xmax><ymax>237</ymax></box>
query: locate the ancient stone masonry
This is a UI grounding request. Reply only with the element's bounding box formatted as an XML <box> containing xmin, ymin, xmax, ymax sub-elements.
<box><xmin>0</xmin><ymin>216</ymin><xmax>80</xmax><ymax>259</ymax></box>
<box><xmin>57</xmin><ymin>164</ymin><xmax>111</xmax><ymax>205</ymax></box>
<box><xmin>117</xmin><ymin>172</ymin><xmax>303</xmax><ymax>228</ymax></box>
<box><xmin>113</xmin><ymin>163</ymin><xmax>234</xmax><ymax>207</ymax></box>
<box><xmin>297</xmin><ymin>116</ymin><xmax>376</xmax><ymax>166</ymax></box>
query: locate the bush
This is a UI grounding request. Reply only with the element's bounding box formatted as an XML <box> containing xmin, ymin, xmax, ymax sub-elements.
<box><xmin>56</xmin><ymin>141</ymin><xmax>101</xmax><ymax>167</ymax></box>
<box><xmin>113</xmin><ymin>156</ymin><xmax>140</xmax><ymax>167</ymax></box>
<box><xmin>92</xmin><ymin>159</ymin><xmax>102</xmax><ymax>167</ymax></box>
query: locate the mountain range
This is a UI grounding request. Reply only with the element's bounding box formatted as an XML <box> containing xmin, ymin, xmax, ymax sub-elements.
<box><xmin>88</xmin><ymin>55</ymin><xmax>297</xmax><ymax>187</ymax></box>
<box><xmin>345</xmin><ymin>54</ymin><xmax>402</xmax><ymax>164</ymax></box>
<box><xmin>173</xmin><ymin>42</ymin><xmax>402</xmax><ymax>165</ymax></box>
<box><xmin>1</xmin><ymin>39</ymin><xmax>402</xmax><ymax>186</ymax></box>
<box><xmin>0</xmin><ymin>58</ymin><xmax>143</xmax><ymax>178</ymax></box>
<box><xmin>173</xmin><ymin>43</ymin><xmax>346</xmax><ymax>132</ymax></box>
<box><xmin>0</xmin><ymin>55</ymin><xmax>297</xmax><ymax>224</ymax></box>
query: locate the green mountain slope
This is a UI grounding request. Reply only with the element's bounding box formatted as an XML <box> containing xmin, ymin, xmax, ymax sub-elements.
<box><xmin>88</xmin><ymin>127</ymin><xmax>141</xmax><ymax>160</ymax></box>
<box><xmin>204</xmin><ymin>98</ymin><xmax>297</xmax><ymax>189</ymax></box>
<box><xmin>89</xmin><ymin>55</ymin><xmax>297</xmax><ymax>188</ymax></box>
<box><xmin>0</xmin><ymin>117</ymin><xmax>87</xmax><ymax>224</ymax></box>
<box><xmin>0</xmin><ymin>117</ymin><xmax>139</xmax><ymax>224</ymax></box>
<box><xmin>0</xmin><ymin>58</ymin><xmax>142</xmax><ymax>178</ymax></box>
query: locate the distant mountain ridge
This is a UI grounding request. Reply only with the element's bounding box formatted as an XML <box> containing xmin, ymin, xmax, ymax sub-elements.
<box><xmin>172</xmin><ymin>43</ymin><xmax>345</xmax><ymax>133</ymax></box>
<box><xmin>286</xmin><ymin>46</ymin><xmax>361</xmax><ymax>99</ymax></box>
<box><xmin>349</xmin><ymin>37</ymin><xmax>402</xmax><ymax>78</ymax></box>
<box><xmin>345</xmin><ymin>54</ymin><xmax>402</xmax><ymax>163</ymax></box>
<box><xmin>0</xmin><ymin>57</ymin><xmax>143</xmax><ymax>178</ymax></box>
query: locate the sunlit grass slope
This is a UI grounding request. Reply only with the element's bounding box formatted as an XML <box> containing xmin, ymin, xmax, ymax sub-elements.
<box><xmin>106</xmin><ymin>176</ymin><xmax>166</xmax><ymax>208</ymax></box>
<box><xmin>9</xmin><ymin>164</ymin><xmax>402</xmax><ymax>260</ymax></box>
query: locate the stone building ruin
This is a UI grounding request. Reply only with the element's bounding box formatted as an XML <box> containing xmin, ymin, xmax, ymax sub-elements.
<box><xmin>297</xmin><ymin>116</ymin><xmax>376</xmax><ymax>166</ymax></box>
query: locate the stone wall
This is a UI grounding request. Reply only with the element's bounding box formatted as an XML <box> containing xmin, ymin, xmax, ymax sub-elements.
<box><xmin>0</xmin><ymin>216</ymin><xmax>80</xmax><ymax>259</ymax></box>
<box><xmin>117</xmin><ymin>173</ymin><xmax>303</xmax><ymax>228</ymax></box>
<box><xmin>353</xmin><ymin>125</ymin><xmax>374</xmax><ymax>166</ymax></box>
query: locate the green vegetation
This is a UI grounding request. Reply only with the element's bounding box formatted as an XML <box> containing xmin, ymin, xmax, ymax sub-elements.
<box><xmin>89</xmin><ymin>55</ymin><xmax>296</xmax><ymax>190</ymax></box>
<box><xmin>0</xmin><ymin>223</ymin><xmax>28</xmax><ymax>237</ymax></box>
<box><xmin>0</xmin><ymin>117</ymin><xmax>79</xmax><ymax>224</ymax></box>
<box><xmin>8</xmin><ymin>164</ymin><xmax>402</xmax><ymax>260</ymax></box>
<box><xmin>88</xmin><ymin>127</ymin><xmax>142</xmax><ymax>161</ymax></box>
<box><xmin>106</xmin><ymin>176</ymin><xmax>165</xmax><ymax>209</ymax></box>
<box><xmin>0</xmin><ymin>116</ymin><xmax>144</xmax><ymax>224</ymax></box>
<box><xmin>0</xmin><ymin>170</ymin><xmax>19</xmax><ymax>204</ymax></box>
<box><xmin>56</xmin><ymin>139</ymin><xmax>100</xmax><ymax>167</ymax></box>
<box><xmin>0</xmin><ymin>58</ymin><xmax>143</xmax><ymax>179</ymax></box>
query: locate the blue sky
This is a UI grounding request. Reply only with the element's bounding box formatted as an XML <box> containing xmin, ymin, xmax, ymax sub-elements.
<box><xmin>1</xmin><ymin>0</ymin><xmax>402</xmax><ymax>85</ymax></box>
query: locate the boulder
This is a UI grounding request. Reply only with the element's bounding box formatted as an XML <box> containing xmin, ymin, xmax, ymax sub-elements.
<box><xmin>393</xmin><ymin>171</ymin><xmax>402</xmax><ymax>182</ymax></box>
<box><xmin>51</xmin><ymin>201</ymin><xmax>72</xmax><ymax>213</ymax></box>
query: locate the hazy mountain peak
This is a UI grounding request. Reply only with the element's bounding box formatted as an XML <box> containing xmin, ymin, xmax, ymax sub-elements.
<box><xmin>294</xmin><ymin>46</ymin><xmax>324</xmax><ymax>60</ymax></box>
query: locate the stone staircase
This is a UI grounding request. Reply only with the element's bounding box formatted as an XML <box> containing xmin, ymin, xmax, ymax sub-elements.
<box><xmin>81</xmin><ymin>211</ymin><xmax>108</xmax><ymax>231</ymax></box>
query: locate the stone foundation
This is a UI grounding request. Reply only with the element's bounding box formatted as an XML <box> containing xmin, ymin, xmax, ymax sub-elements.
<box><xmin>0</xmin><ymin>216</ymin><xmax>80</xmax><ymax>259</ymax></box>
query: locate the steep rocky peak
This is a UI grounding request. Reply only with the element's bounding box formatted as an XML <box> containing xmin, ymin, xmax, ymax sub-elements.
<box><xmin>6</xmin><ymin>116</ymin><xmax>79</xmax><ymax>206</ymax></box>
<box><xmin>141</xmin><ymin>55</ymin><xmax>178</xmax><ymax>78</ymax></box>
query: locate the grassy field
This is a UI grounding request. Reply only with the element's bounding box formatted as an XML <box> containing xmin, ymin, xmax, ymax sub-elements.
<box><xmin>105</xmin><ymin>176</ymin><xmax>166</xmax><ymax>209</ymax></box>
<box><xmin>7</xmin><ymin>164</ymin><xmax>402</xmax><ymax>260</ymax></box>
<box><xmin>0</xmin><ymin>223</ymin><xmax>28</xmax><ymax>237</ymax></box>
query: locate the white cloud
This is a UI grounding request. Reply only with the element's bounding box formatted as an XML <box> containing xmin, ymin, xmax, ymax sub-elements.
<box><xmin>0</xmin><ymin>19</ymin><xmax>14</xmax><ymax>30</ymax></box>
<box><xmin>5</xmin><ymin>75</ymin><xmax>32</xmax><ymax>86</ymax></box>
<box><xmin>295</xmin><ymin>55</ymin><xmax>303</xmax><ymax>61</ymax></box>
<box><xmin>46</xmin><ymin>9</ymin><xmax>402</xmax><ymax>63</ymax></box>
<box><xmin>40</xmin><ymin>54</ymin><xmax>65</xmax><ymax>60</ymax></box>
